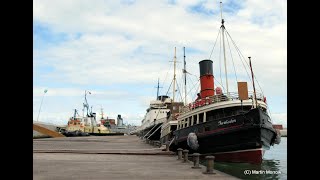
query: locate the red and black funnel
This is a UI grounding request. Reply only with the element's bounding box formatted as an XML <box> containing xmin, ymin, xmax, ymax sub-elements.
<box><xmin>199</xmin><ymin>60</ymin><xmax>214</xmax><ymax>98</ymax></box>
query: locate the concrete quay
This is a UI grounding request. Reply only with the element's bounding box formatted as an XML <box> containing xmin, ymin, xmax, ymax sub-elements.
<box><xmin>33</xmin><ymin>135</ymin><xmax>238</xmax><ymax>180</ymax></box>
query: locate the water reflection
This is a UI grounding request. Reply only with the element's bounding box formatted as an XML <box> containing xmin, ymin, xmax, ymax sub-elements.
<box><xmin>199</xmin><ymin>137</ymin><xmax>287</xmax><ymax>179</ymax></box>
<box><xmin>214</xmin><ymin>159</ymin><xmax>282</xmax><ymax>180</ymax></box>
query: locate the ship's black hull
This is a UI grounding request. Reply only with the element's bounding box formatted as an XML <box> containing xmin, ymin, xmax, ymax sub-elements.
<box><xmin>172</xmin><ymin>108</ymin><xmax>277</xmax><ymax>164</ymax></box>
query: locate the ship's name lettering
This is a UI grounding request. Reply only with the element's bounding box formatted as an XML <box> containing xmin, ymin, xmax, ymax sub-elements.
<box><xmin>218</xmin><ymin>119</ymin><xmax>236</xmax><ymax>126</ymax></box>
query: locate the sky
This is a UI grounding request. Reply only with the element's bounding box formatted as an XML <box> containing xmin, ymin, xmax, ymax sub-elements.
<box><xmin>33</xmin><ymin>0</ymin><xmax>287</xmax><ymax>127</ymax></box>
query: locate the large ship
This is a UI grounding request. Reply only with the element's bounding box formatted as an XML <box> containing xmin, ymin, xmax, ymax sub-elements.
<box><xmin>135</xmin><ymin>95</ymin><xmax>182</xmax><ymax>140</ymax></box>
<box><xmin>59</xmin><ymin>90</ymin><xmax>124</xmax><ymax>136</ymax></box>
<box><xmin>133</xmin><ymin>78</ymin><xmax>183</xmax><ymax>140</ymax></box>
<box><xmin>161</xmin><ymin>2</ymin><xmax>280</xmax><ymax>164</ymax></box>
<box><xmin>62</xmin><ymin>109</ymin><xmax>110</xmax><ymax>136</ymax></box>
<box><xmin>170</xmin><ymin>60</ymin><xmax>279</xmax><ymax>164</ymax></box>
<box><xmin>99</xmin><ymin>110</ymin><xmax>127</xmax><ymax>135</ymax></box>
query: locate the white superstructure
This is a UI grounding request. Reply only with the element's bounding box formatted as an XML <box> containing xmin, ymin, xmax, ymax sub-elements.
<box><xmin>134</xmin><ymin>95</ymin><xmax>172</xmax><ymax>134</ymax></box>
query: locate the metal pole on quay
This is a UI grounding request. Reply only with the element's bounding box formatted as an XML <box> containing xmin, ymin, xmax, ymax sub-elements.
<box><xmin>36</xmin><ymin>89</ymin><xmax>48</xmax><ymax>122</ymax></box>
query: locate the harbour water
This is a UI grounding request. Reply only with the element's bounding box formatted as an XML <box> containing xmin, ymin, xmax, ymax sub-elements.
<box><xmin>209</xmin><ymin>137</ymin><xmax>287</xmax><ymax>179</ymax></box>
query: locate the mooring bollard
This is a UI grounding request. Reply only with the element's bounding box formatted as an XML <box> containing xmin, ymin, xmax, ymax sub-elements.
<box><xmin>191</xmin><ymin>153</ymin><xmax>201</xmax><ymax>169</ymax></box>
<box><xmin>203</xmin><ymin>156</ymin><xmax>216</xmax><ymax>174</ymax></box>
<box><xmin>177</xmin><ymin>148</ymin><xmax>183</xmax><ymax>160</ymax></box>
<box><xmin>183</xmin><ymin>149</ymin><xmax>189</xmax><ymax>162</ymax></box>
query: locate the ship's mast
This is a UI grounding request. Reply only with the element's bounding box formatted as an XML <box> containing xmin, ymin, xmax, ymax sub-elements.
<box><xmin>173</xmin><ymin>47</ymin><xmax>177</xmax><ymax>103</ymax></box>
<box><xmin>100</xmin><ymin>107</ymin><xmax>104</xmax><ymax>119</ymax></box>
<box><xmin>183</xmin><ymin>47</ymin><xmax>187</xmax><ymax>105</ymax></box>
<box><xmin>73</xmin><ymin>109</ymin><xmax>77</xmax><ymax>119</ymax></box>
<box><xmin>249</xmin><ymin>57</ymin><xmax>258</xmax><ymax>108</ymax></box>
<box><xmin>157</xmin><ymin>78</ymin><xmax>160</xmax><ymax>99</ymax></box>
<box><xmin>156</xmin><ymin>78</ymin><xmax>162</xmax><ymax>99</ymax></box>
<box><xmin>220</xmin><ymin>2</ymin><xmax>229</xmax><ymax>96</ymax></box>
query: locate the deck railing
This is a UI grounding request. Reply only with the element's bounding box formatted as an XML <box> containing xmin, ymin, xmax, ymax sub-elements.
<box><xmin>180</xmin><ymin>91</ymin><xmax>265</xmax><ymax>113</ymax></box>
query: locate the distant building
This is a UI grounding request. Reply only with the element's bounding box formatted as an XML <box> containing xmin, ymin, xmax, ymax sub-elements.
<box><xmin>273</xmin><ymin>124</ymin><xmax>287</xmax><ymax>137</ymax></box>
<box><xmin>272</xmin><ymin>124</ymin><xmax>283</xmax><ymax>130</ymax></box>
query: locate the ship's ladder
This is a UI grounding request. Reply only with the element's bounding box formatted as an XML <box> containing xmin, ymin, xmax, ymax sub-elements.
<box><xmin>145</xmin><ymin>124</ymin><xmax>162</xmax><ymax>140</ymax></box>
<box><xmin>168</xmin><ymin>137</ymin><xmax>175</xmax><ymax>147</ymax></box>
<box><xmin>143</xmin><ymin>123</ymin><xmax>161</xmax><ymax>139</ymax></box>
